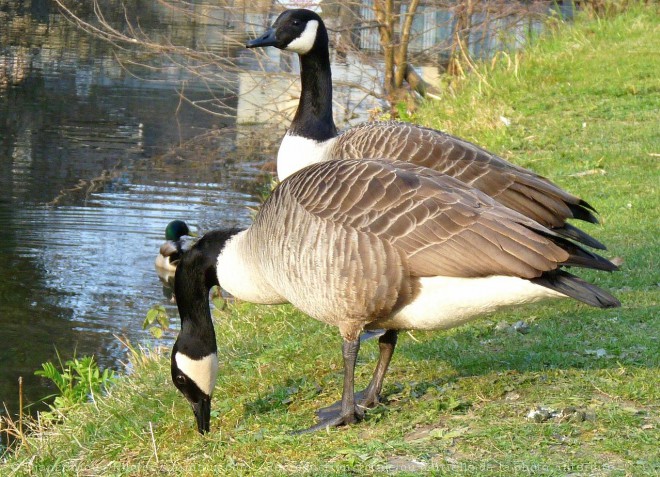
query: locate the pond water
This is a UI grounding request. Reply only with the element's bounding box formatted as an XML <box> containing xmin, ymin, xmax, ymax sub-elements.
<box><xmin>0</xmin><ymin>0</ymin><xmax>390</xmax><ymax>423</ymax></box>
<box><xmin>0</xmin><ymin>1</ymin><xmax>282</xmax><ymax>418</ymax></box>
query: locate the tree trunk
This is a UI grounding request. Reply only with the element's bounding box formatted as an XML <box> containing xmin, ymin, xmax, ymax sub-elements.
<box><xmin>394</xmin><ymin>0</ymin><xmax>419</xmax><ymax>88</ymax></box>
<box><xmin>374</xmin><ymin>0</ymin><xmax>395</xmax><ymax>100</ymax></box>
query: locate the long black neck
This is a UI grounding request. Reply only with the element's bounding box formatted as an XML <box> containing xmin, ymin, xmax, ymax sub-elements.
<box><xmin>174</xmin><ymin>229</ymin><xmax>243</xmax><ymax>356</ymax></box>
<box><xmin>289</xmin><ymin>37</ymin><xmax>337</xmax><ymax>141</ymax></box>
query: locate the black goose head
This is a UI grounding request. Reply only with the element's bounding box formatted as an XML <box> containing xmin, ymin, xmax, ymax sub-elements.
<box><xmin>170</xmin><ymin>228</ymin><xmax>243</xmax><ymax>434</ymax></box>
<box><xmin>171</xmin><ymin>337</ymin><xmax>217</xmax><ymax>434</ymax></box>
<box><xmin>246</xmin><ymin>9</ymin><xmax>328</xmax><ymax>56</ymax></box>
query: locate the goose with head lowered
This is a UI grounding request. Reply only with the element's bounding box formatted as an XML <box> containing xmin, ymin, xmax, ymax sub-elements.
<box><xmin>169</xmin><ymin>158</ymin><xmax>619</xmax><ymax>434</ymax></box>
<box><xmin>246</xmin><ymin>8</ymin><xmax>606</xmax><ymax>250</ymax></box>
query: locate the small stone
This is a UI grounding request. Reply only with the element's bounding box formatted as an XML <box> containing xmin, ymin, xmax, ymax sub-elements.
<box><xmin>558</xmin><ymin>407</ymin><xmax>586</xmax><ymax>423</ymax></box>
<box><xmin>584</xmin><ymin>348</ymin><xmax>608</xmax><ymax>358</ymax></box>
<box><xmin>527</xmin><ymin>406</ymin><xmax>557</xmax><ymax>422</ymax></box>
<box><xmin>512</xmin><ymin>321</ymin><xmax>531</xmax><ymax>334</ymax></box>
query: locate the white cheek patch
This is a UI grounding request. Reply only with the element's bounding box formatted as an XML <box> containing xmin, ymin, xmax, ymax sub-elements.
<box><xmin>175</xmin><ymin>353</ymin><xmax>219</xmax><ymax>397</ymax></box>
<box><xmin>285</xmin><ymin>20</ymin><xmax>319</xmax><ymax>54</ymax></box>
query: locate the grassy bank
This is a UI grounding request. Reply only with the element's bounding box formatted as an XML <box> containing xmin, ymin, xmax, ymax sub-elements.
<box><xmin>2</xmin><ymin>7</ymin><xmax>658</xmax><ymax>476</ymax></box>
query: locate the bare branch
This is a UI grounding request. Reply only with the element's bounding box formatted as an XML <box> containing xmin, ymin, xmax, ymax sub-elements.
<box><xmin>48</xmin><ymin>0</ymin><xmax>554</xmax><ymax>121</ymax></box>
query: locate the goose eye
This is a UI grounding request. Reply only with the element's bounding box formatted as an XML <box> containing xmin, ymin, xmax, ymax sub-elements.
<box><xmin>175</xmin><ymin>375</ymin><xmax>186</xmax><ymax>386</ymax></box>
<box><xmin>292</xmin><ymin>19</ymin><xmax>301</xmax><ymax>26</ymax></box>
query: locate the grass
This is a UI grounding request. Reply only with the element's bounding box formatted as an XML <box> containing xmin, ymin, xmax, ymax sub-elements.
<box><xmin>2</xmin><ymin>7</ymin><xmax>659</xmax><ymax>476</ymax></box>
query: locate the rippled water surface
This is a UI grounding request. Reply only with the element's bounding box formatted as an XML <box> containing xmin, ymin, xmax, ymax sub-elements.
<box><xmin>0</xmin><ymin>0</ymin><xmax>276</xmax><ymax>415</ymax></box>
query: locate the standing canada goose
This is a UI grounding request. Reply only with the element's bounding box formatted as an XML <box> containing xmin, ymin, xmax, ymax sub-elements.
<box><xmin>155</xmin><ymin>220</ymin><xmax>192</xmax><ymax>273</ymax></box>
<box><xmin>246</xmin><ymin>9</ymin><xmax>606</xmax><ymax>250</ymax></box>
<box><xmin>170</xmin><ymin>159</ymin><xmax>619</xmax><ymax>434</ymax></box>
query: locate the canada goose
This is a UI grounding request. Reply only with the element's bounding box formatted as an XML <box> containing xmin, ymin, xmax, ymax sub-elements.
<box><xmin>246</xmin><ymin>9</ymin><xmax>606</xmax><ymax>250</ymax></box>
<box><xmin>170</xmin><ymin>159</ymin><xmax>619</xmax><ymax>434</ymax></box>
<box><xmin>155</xmin><ymin>220</ymin><xmax>192</xmax><ymax>273</ymax></box>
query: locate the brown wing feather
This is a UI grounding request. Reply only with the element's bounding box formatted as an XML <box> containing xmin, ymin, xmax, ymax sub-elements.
<box><xmin>332</xmin><ymin>121</ymin><xmax>600</xmax><ymax>234</ymax></box>
<box><xmin>273</xmin><ymin>159</ymin><xmax>571</xmax><ymax>280</ymax></box>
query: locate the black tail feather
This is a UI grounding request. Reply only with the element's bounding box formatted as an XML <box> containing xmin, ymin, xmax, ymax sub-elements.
<box><xmin>552</xmin><ymin>223</ymin><xmax>607</xmax><ymax>250</ymax></box>
<box><xmin>561</xmin><ymin>247</ymin><xmax>618</xmax><ymax>272</ymax></box>
<box><xmin>568</xmin><ymin>200</ymin><xmax>599</xmax><ymax>224</ymax></box>
<box><xmin>531</xmin><ymin>270</ymin><xmax>620</xmax><ymax>308</ymax></box>
<box><xmin>544</xmin><ymin>234</ymin><xmax>618</xmax><ymax>272</ymax></box>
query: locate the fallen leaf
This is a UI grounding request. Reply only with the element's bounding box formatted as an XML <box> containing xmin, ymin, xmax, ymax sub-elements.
<box><xmin>430</xmin><ymin>426</ymin><xmax>469</xmax><ymax>440</ymax></box>
<box><xmin>610</xmin><ymin>256</ymin><xmax>625</xmax><ymax>266</ymax></box>
<box><xmin>386</xmin><ymin>456</ymin><xmax>427</xmax><ymax>472</ymax></box>
<box><xmin>568</xmin><ymin>168</ymin><xmax>607</xmax><ymax>177</ymax></box>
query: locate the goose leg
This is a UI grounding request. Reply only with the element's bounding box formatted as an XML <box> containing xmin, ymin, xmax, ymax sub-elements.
<box><xmin>358</xmin><ymin>330</ymin><xmax>398</xmax><ymax>408</ymax></box>
<box><xmin>316</xmin><ymin>330</ymin><xmax>398</xmax><ymax>421</ymax></box>
<box><xmin>297</xmin><ymin>338</ymin><xmax>362</xmax><ymax>433</ymax></box>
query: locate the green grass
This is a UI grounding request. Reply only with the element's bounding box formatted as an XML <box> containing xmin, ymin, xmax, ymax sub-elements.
<box><xmin>2</xmin><ymin>7</ymin><xmax>659</xmax><ymax>476</ymax></box>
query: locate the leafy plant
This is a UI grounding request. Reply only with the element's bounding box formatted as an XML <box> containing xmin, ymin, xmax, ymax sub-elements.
<box><xmin>34</xmin><ymin>353</ymin><xmax>117</xmax><ymax>418</ymax></box>
<box><xmin>395</xmin><ymin>100</ymin><xmax>414</xmax><ymax>121</ymax></box>
<box><xmin>211</xmin><ymin>286</ymin><xmax>227</xmax><ymax>311</ymax></box>
<box><xmin>143</xmin><ymin>304</ymin><xmax>170</xmax><ymax>339</ymax></box>
<box><xmin>248</xmin><ymin>174</ymin><xmax>278</xmax><ymax>219</ymax></box>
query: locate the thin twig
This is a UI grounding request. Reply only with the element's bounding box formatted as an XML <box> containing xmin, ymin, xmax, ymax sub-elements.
<box><xmin>18</xmin><ymin>377</ymin><xmax>25</xmax><ymax>447</ymax></box>
<box><xmin>149</xmin><ymin>422</ymin><xmax>159</xmax><ymax>465</ymax></box>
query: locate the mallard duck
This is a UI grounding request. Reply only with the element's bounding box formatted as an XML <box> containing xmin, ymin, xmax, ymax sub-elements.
<box><xmin>155</xmin><ymin>220</ymin><xmax>192</xmax><ymax>273</ymax></box>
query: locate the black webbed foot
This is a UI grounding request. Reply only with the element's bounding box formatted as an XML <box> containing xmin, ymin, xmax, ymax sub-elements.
<box><xmin>292</xmin><ymin>332</ymin><xmax>398</xmax><ymax>435</ymax></box>
<box><xmin>293</xmin><ymin>405</ymin><xmax>364</xmax><ymax>435</ymax></box>
<box><xmin>315</xmin><ymin>389</ymin><xmax>382</xmax><ymax>422</ymax></box>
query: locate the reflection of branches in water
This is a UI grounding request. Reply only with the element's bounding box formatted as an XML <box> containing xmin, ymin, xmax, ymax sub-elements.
<box><xmin>52</xmin><ymin>0</ymin><xmax>554</xmax><ymax>120</ymax></box>
<box><xmin>47</xmin><ymin>164</ymin><xmax>122</xmax><ymax>207</ymax></box>
<box><xmin>151</xmin><ymin>127</ymin><xmax>278</xmax><ymax>166</ymax></box>
<box><xmin>46</xmin><ymin>126</ymin><xmax>280</xmax><ymax>207</ymax></box>
<box><xmin>53</xmin><ymin>0</ymin><xmax>253</xmax><ymax>117</ymax></box>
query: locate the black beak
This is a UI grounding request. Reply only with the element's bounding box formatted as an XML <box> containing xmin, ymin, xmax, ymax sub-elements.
<box><xmin>192</xmin><ymin>397</ymin><xmax>211</xmax><ymax>434</ymax></box>
<box><xmin>246</xmin><ymin>28</ymin><xmax>277</xmax><ymax>48</ymax></box>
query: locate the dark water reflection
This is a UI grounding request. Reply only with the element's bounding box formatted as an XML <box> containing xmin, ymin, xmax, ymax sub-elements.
<box><xmin>0</xmin><ymin>0</ymin><xmax>274</xmax><ymax>417</ymax></box>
